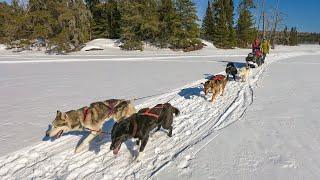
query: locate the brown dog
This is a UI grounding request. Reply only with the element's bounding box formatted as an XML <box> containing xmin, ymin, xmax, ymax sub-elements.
<box><xmin>203</xmin><ymin>75</ymin><xmax>228</xmax><ymax>102</ymax></box>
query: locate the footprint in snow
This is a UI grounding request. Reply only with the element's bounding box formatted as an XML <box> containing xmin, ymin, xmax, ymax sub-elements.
<box><xmin>185</xmin><ymin>130</ymin><xmax>192</xmax><ymax>136</ymax></box>
<box><xmin>155</xmin><ymin>147</ymin><xmax>161</xmax><ymax>154</ymax></box>
<box><xmin>178</xmin><ymin>155</ymin><xmax>193</xmax><ymax>169</ymax></box>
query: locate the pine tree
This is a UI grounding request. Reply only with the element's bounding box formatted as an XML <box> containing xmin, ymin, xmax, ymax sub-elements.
<box><xmin>236</xmin><ymin>0</ymin><xmax>255</xmax><ymax>48</ymax></box>
<box><xmin>157</xmin><ymin>0</ymin><xmax>178</xmax><ymax>47</ymax></box>
<box><xmin>212</xmin><ymin>0</ymin><xmax>229</xmax><ymax>48</ymax></box>
<box><xmin>289</xmin><ymin>27</ymin><xmax>298</xmax><ymax>46</ymax></box>
<box><xmin>225</xmin><ymin>0</ymin><xmax>237</xmax><ymax>47</ymax></box>
<box><xmin>119</xmin><ymin>0</ymin><xmax>144</xmax><ymax>50</ymax></box>
<box><xmin>172</xmin><ymin>0</ymin><xmax>200</xmax><ymax>49</ymax></box>
<box><xmin>0</xmin><ymin>2</ymin><xmax>8</xmax><ymax>43</ymax></box>
<box><xmin>201</xmin><ymin>1</ymin><xmax>215</xmax><ymax>41</ymax></box>
<box><xmin>89</xmin><ymin>1</ymin><xmax>106</xmax><ymax>38</ymax></box>
<box><xmin>89</xmin><ymin>0</ymin><xmax>121</xmax><ymax>39</ymax></box>
<box><xmin>50</xmin><ymin>0</ymin><xmax>92</xmax><ymax>51</ymax></box>
<box><xmin>106</xmin><ymin>0</ymin><xmax>121</xmax><ymax>39</ymax></box>
<box><xmin>139</xmin><ymin>0</ymin><xmax>159</xmax><ymax>42</ymax></box>
<box><xmin>85</xmin><ymin>0</ymin><xmax>100</xmax><ymax>11</ymax></box>
<box><xmin>3</xmin><ymin>0</ymin><xmax>29</xmax><ymax>44</ymax></box>
<box><xmin>27</xmin><ymin>0</ymin><xmax>56</xmax><ymax>40</ymax></box>
<box><xmin>282</xmin><ymin>26</ymin><xmax>289</xmax><ymax>45</ymax></box>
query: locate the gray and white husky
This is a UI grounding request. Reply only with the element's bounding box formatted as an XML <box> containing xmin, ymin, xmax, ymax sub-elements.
<box><xmin>46</xmin><ymin>99</ymin><xmax>136</xmax><ymax>153</ymax></box>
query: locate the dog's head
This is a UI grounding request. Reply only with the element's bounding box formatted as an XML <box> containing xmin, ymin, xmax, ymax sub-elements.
<box><xmin>202</xmin><ymin>80</ymin><xmax>211</xmax><ymax>95</ymax></box>
<box><xmin>46</xmin><ymin>110</ymin><xmax>73</xmax><ymax>139</ymax></box>
<box><xmin>110</xmin><ymin>118</ymin><xmax>132</xmax><ymax>155</ymax></box>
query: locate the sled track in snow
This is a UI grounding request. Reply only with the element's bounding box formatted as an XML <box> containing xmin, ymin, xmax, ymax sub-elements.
<box><xmin>0</xmin><ymin>52</ymin><xmax>311</xmax><ymax>180</ymax></box>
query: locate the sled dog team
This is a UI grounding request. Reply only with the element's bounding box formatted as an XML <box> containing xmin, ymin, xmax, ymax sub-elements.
<box><xmin>46</xmin><ymin>62</ymin><xmax>251</xmax><ymax>159</ymax></box>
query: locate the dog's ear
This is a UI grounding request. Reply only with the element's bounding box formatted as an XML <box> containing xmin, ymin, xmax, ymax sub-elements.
<box><xmin>61</xmin><ymin>112</ymin><xmax>68</xmax><ymax>120</ymax></box>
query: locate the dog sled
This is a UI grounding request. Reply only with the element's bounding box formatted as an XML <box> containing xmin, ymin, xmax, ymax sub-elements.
<box><xmin>246</xmin><ymin>52</ymin><xmax>263</xmax><ymax>68</ymax></box>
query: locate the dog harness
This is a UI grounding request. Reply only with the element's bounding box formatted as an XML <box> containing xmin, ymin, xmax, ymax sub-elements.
<box><xmin>106</xmin><ymin>102</ymin><xmax>116</xmax><ymax>116</ymax></box>
<box><xmin>140</xmin><ymin>104</ymin><xmax>164</xmax><ymax>119</ymax></box>
<box><xmin>130</xmin><ymin>104</ymin><xmax>165</xmax><ymax>137</ymax></box>
<box><xmin>83</xmin><ymin>107</ymin><xmax>89</xmax><ymax>121</ymax></box>
<box><xmin>82</xmin><ymin>107</ymin><xmax>108</xmax><ymax>134</ymax></box>
<box><xmin>213</xmin><ymin>75</ymin><xmax>225</xmax><ymax>81</ymax></box>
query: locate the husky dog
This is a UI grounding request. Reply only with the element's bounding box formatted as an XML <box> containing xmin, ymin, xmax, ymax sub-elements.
<box><xmin>46</xmin><ymin>99</ymin><xmax>136</xmax><ymax>153</ymax></box>
<box><xmin>110</xmin><ymin>103</ymin><xmax>180</xmax><ymax>160</ymax></box>
<box><xmin>203</xmin><ymin>75</ymin><xmax>228</xmax><ymax>103</ymax></box>
<box><xmin>225</xmin><ymin>62</ymin><xmax>238</xmax><ymax>81</ymax></box>
<box><xmin>238</xmin><ymin>64</ymin><xmax>250</xmax><ymax>82</ymax></box>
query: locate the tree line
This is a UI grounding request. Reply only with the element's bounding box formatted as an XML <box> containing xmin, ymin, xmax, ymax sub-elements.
<box><xmin>0</xmin><ymin>0</ymin><xmax>200</xmax><ymax>52</ymax></box>
<box><xmin>201</xmin><ymin>0</ymin><xmax>257</xmax><ymax>48</ymax></box>
<box><xmin>0</xmin><ymin>0</ymin><xmax>91</xmax><ymax>51</ymax></box>
<box><xmin>0</xmin><ymin>0</ymin><xmax>315</xmax><ymax>52</ymax></box>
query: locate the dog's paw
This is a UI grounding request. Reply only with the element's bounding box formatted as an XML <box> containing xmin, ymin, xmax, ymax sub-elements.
<box><xmin>134</xmin><ymin>152</ymin><xmax>144</xmax><ymax>162</ymax></box>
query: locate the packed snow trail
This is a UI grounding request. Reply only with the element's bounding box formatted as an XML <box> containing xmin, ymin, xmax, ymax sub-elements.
<box><xmin>0</xmin><ymin>51</ymin><xmax>317</xmax><ymax>179</ymax></box>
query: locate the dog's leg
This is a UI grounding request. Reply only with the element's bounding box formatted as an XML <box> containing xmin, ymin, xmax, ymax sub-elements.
<box><xmin>167</xmin><ymin>126</ymin><xmax>173</xmax><ymax>137</ymax></box>
<box><xmin>156</xmin><ymin>124</ymin><xmax>161</xmax><ymax>132</ymax></box>
<box><xmin>134</xmin><ymin>135</ymin><xmax>149</xmax><ymax>162</ymax></box>
<box><xmin>139</xmin><ymin>135</ymin><xmax>149</xmax><ymax>152</ymax></box>
<box><xmin>75</xmin><ymin>131</ymin><xmax>98</xmax><ymax>153</ymax></box>
<box><xmin>210</xmin><ymin>92</ymin><xmax>217</xmax><ymax>103</ymax></box>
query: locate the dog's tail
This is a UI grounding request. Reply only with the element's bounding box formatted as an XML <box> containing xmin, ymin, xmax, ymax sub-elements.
<box><xmin>172</xmin><ymin>106</ymin><xmax>180</xmax><ymax>116</ymax></box>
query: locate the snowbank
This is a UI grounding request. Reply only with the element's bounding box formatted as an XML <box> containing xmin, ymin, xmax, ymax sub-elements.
<box><xmin>0</xmin><ymin>44</ymin><xmax>6</xmax><ymax>50</ymax></box>
<box><xmin>201</xmin><ymin>39</ymin><xmax>217</xmax><ymax>50</ymax></box>
<box><xmin>81</xmin><ymin>38</ymin><xmax>120</xmax><ymax>51</ymax></box>
<box><xmin>81</xmin><ymin>38</ymin><xmax>218</xmax><ymax>52</ymax></box>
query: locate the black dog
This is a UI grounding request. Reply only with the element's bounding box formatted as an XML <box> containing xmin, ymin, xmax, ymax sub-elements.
<box><xmin>225</xmin><ymin>62</ymin><xmax>238</xmax><ymax>81</ymax></box>
<box><xmin>110</xmin><ymin>103</ymin><xmax>180</xmax><ymax>157</ymax></box>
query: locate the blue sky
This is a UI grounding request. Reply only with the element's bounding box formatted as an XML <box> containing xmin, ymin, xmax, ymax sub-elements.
<box><xmin>194</xmin><ymin>0</ymin><xmax>320</xmax><ymax>32</ymax></box>
<box><xmin>3</xmin><ymin>0</ymin><xmax>320</xmax><ymax>32</ymax></box>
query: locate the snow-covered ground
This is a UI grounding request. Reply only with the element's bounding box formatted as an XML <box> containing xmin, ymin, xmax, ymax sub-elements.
<box><xmin>156</xmin><ymin>54</ymin><xmax>320</xmax><ymax>180</ymax></box>
<box><xmin>0</xmin><ymin>44</ymin><xmax>319</xmax><ymax>179</ymax></box>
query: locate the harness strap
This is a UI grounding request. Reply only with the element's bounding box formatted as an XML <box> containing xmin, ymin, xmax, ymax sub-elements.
<box><xmin>106</xmin><ymin>104</ymin><xmax>115</xmax><ymax>116</ymax></box>
<box><xmin>140</xmin><ymin>104</ymin><xmax>164</xmax><ymax>119</ymax></box>
<box><xmin>213</xmin><ymin>75</ymin><xmax>225</xmax><ymax>81</ymax></box>
<box><xmin>82</xmin><ymin>107</ymin><xmax>103</xmax><ymax>133</ymax></box>
<box><xmin>83</xmin><ymin>107</ymin><xmax>89</xmax><ymax>122</ymax></box>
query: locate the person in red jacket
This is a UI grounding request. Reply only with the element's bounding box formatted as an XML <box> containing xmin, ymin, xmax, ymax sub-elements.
<box><xmin>251</xmin><ymin>38</ymin><xmax>263</xmax><ymax>66</ymax></box>
<box><xmin>252</xmin><ymin>38</ymin><xmax>262</xmax><ymax>57</ymax></box>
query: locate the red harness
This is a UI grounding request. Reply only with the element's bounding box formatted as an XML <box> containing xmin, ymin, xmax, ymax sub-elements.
<box><xmin>83</xmin><ymin>107</ymin><xmax>89</xmax><ymax>121</ymax></box>
<box><xmin>140</xmin><ymin>104</ymin><xmax>164</xmax><ymax>119</ymax></box>
<box><xmin>106</xmin><ymin>103</ymin><xmax>116</xmax><ymax>116</ymax></box>
<box><xmin>212</xmin><ymin>75</ymin><xmax>225</xmax><ymax>81</ymax></box>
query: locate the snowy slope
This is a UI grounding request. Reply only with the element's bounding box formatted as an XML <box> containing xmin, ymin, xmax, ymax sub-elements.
<box><xmin>0</xmin><ymin>46</ymin><xmax>319</xmax><ymax>179</ymax></box>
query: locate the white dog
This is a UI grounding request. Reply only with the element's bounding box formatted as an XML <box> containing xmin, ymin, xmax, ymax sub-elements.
<box><xmin>238</xmin><ymin>65</ymin><xmax>250</xmax><ymax>82</ymax></box>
